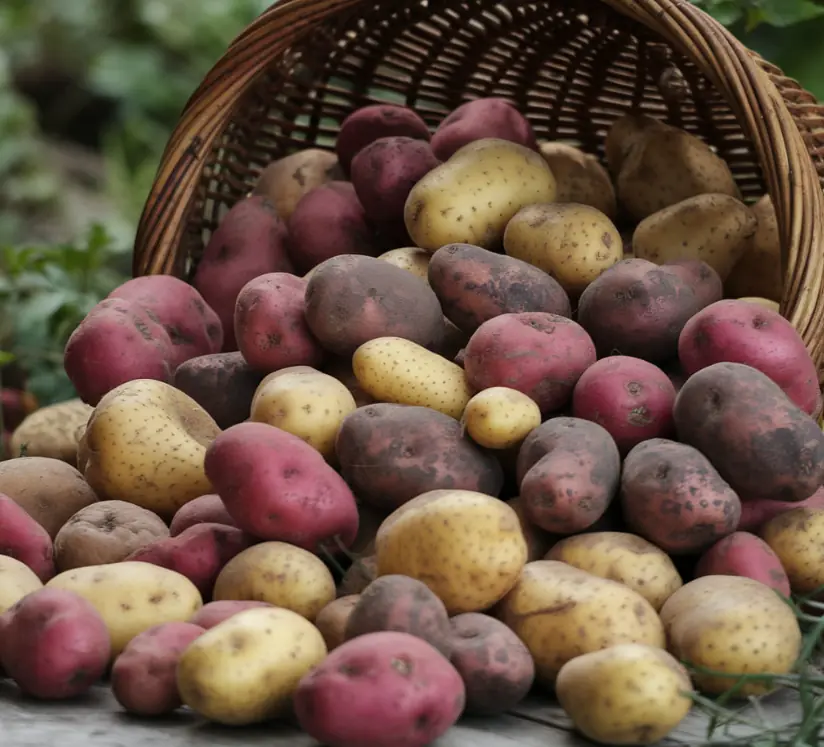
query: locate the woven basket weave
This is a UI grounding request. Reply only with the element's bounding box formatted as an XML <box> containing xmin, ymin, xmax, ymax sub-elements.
<box><xmin>132</xmin><ymin>0</ymin><xmax>824</xmax><ymax>369</ymax></box>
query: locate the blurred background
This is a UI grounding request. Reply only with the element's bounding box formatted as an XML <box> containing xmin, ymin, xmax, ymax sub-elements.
<box><xmin>0</xmin><ymin>0</ymin><xmax>823</xmax><ymax>416</ymax></box>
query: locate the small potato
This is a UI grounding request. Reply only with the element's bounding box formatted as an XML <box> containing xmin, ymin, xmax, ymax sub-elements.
<box><xmin>761</xmin><ymin>507</ymin><xmax>824</xmax><ymax>594</ymax></box>
<box><xmin>498</xmin><ymin>561</ymin><xmax>665</xmax><ymax>684</ymax></box>
<box><xmin>353</xmin><ymin>338</ymin><xmax>473</xmax><ymax>419</ymax></box>
<box><xmin>377</xmin><ymin>247</ymin><xmax>431</xmax><ymax>281</ymax></box>
<box><xmin>539</xmin><ymin>141</ymin><xmax>617</xmax><ymax>218</ymax></box>
<box><xmin>111</xmin><ymin>621</ymin><xmax>205</xmax><ymax>716</ymax></box>
<box><xmin>556</xmin><ymin>644</ymin><xmax>693</xmax><ymax>746</ymax></box>
<box><xmin>503</xmin><ymin>203</ymin><xmax>623</xmax><ymax>295</ymax></box>
<box><xmin>448</xmin><ymin>612</ymin><xmax>535</xmax><ymax>715</ymax></box>
<box><xmin>695</xmin><ymin>531</ymin><xmax>790</xmax><ymax>596</ymax></box>
<box><xmin>46</xmin><ymin>561</ymin><xmax>203</xmax><ymax>657</ymax></box>
<box><xmin>169</xmin><ymin>493</ymin><xmax>236</xmax><ymax>536</ymax></box>
<box><xmin>462</xmin><ymin>387</ymin><xmax>541</xmax><ymax>449</ymax></box>
<box><xmin>213</xmin><ymin>541</ymin><xmax>335</xmax><ymax>622</ymax></box>
<box><xmin>739</xmin><ymin>486</ymin><xmax>824</xmax><ymax>532</ymax></box>
<box><xmin>338</xmin><ymin>555</ymin><xmax>378</xmax><ymax>597</ymax></box>
<box><xmin>0</xmin><ymin>493</ymin><xmax>55</xmax><ymax>581</ymax></box>
<box><xmin>659</xmin><ymin>575</ymin><xmax>801</xmax><ymax>695</ymax></box>
<box><xmin>0</xmin><ymin>555</ymin><xmax>43</xmax><ymax>613</ymax></box>
<box><xmin>177</xmin><ymin>607</ymin><xmax>328</xmax><ymax>725</ymax></box>
<box><xmin>315</xmin><ymin>595</ymin><xmax>359</xmax><ymax>651</ymax></box>
<box><xmin>250</xmin><ymin>366</ymin><xmax>356</xmax><ymax>460</ymax></box>
<box><xmin>506</xmin><ymin>496</ymin><xmax>554</xmax><ymax>561</ymax></box>
<box><xmin>190</xmin><ymin>600</ymin><xmax>273</xmax><ymax>629</ymax></box>
<box><xmin>10</xmin><ymin>398</ymin><xmax>92</xmax><ymax>466</ymax></box>
<box><xmin>375</xmin><ymin>489</ymin><xmax>528</xmax><ymax>614</ymax></box>
<box><xmin>546</xmin><ymin>531</ymin><xmax>683</xmax><ymax>611</ymax></box>
<box><xmin>54</xmin><ymin>500</ymin><xmax>169</xmax><ymax>571</ymax></box>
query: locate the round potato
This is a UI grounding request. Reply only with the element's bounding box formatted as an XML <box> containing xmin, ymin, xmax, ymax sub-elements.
<box><xmin>761</xmin><ymin>507</ymin><xmax>824</xmax><ymax>594</ymax></box>
<box><xmin>10</xmin><ymin>398</ymin><xmax>92</xmax><ymax>466</ymax></box>
<box><xmin>378</xmin><ymin>247</ymin><xmax>431</xmax><ymax>281</ymax></box>
<box><xmin>213</xmin><ymin>541</ymin><xmax>335</xmax><ymax>622</ymax></box>
<box><xmin>314</xmin><ymin>595</ymin><xmax>360</xmax><ymax>651</ymax></box>
<box><xmin>462</xmin><ymin>387</ymin><xmax>541</xmax><ymax>449</ymax></box>
<box><xmin>0</xmin><ymin>555</ymin><xmax>43</xmax><ymax>613</ymax></box>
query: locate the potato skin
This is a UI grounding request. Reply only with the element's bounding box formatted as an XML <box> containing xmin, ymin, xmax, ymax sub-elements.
<box><xmin>739</xmin><ymin>486</ymin><xmax>824</xmax><ymax>532</ymax></box>
<box><xmin>427</xmin><ymin>242</ymin><xmax>571</xmax><ymax>334</ymax></box>
<box><xmin>189</xmin><ymin>600</ymin><xmax>273</xmax><ymax>629</ymax></box>
<box><xmin>169</xmin><ymin>494</ymin><xmax>236</xmax><ymax>536</ymax></box>
<box><xmin>725</xmin><ymin>194</ymin><xmax>782</xmax><ymax>302</ymax></box>
<box><xmin>462</xmin><ymin>387</ymin><xmax>541</xmax><ymax>450</ymax></box>
<box><xmin>294</xmin><ymin>631</ymin><xmax>465</xmax><ymax>747</ymax></box>
<box><xmin>335</xmin><ymin>404</ymin><xmax>504</xmax><ymax>512</ymax></box>
<box><xmin>315</xmin><ymin>595</ymin><xmax>360</xmax><ymax>651</ymax></box>
<box><xmin>338</xmin><ymin>555</ymin><xmax>378</xmax><ymax>597</ymax></box>
<box><xmin>673</xmin><ymin>362</ymin><xmax>824</xmax><ymax>503</ymax></box>
<box><xmin>664</xmin><ymin>258</ymin><xmax>723</xmax><ymax>309</ymax></box>
<box><xmin>538</xmin><ymin>141</ymin><xmax>617</xmax><ymax>218</ymax></box>
<box><xmin>305</xmin><ymin>255</ymin><xmax>445</xmax><ymax>356</ymax></box>
<box><xmin>695</xmin><ymin>531</ymin><xmax>790</xmax><ymax>596</ymax></box>
<box><xmin>0</xmin><ymin>493</ymin><xmax>55</xmax><ymax>581</ymax></box>
<box><xmin>506</xmin><ymin>496</ymin><xmax>554</xmax><ymax>561</ymax></box>
<box><xmin>761</xmin><ymin>507</ymin><xmax>824</xmax><ymax>594</ymax></box>
<box><xmin>0</xmin><ymin>555</ymin><xmax>43</xmax><ymax>614</ymax></box>
<box><xmin>10</xmin><ymin>398</ymin><xmax>92</xmax><ymax>466</ymax></box>
<box><xmin>111</xmin><ymin>621</ymin><xmax>205</xmax><ymax>716</ymax></box>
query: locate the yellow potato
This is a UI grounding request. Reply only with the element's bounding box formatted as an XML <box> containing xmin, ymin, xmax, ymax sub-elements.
<box><xmin>546</xmin><ymin>531</ymin><xmax>683</xmax><ymax>611</ymax></box>
<box><xmin>0</xmin><ymin>555</ymin><xmax>43</xmax><ymax>613</ymax></box>
<box><xmin>378</xmin><ymin>247</ymin><xmax>431</xmax><ymax>281</ymax></box>
<box><xmin>250</xmin><ymin>366</ymin><xmax>356</xmax><ymax>461</ymax></box>
<box><xmin>506</xmin><ymin>496</ymin><xmax>553</xmax><ymax>562</ymax></box>
<box><xmin>10</xmin><ymin>398</ymin><xmax>92</xmax><ymax>466</ymax></box>
<box><xmin>404</xmin><ymin>138</ymin><xmax>557</xmax><ymax>252</ymax></box>
<box><xmin>461</xmin><ymin>387</ymin><xmax>540</xmax><ymax>449</ymax></box>
<box><xmin>498</xmin><ymin>560</ymin><xmax>665</xmax><ymax>684</ymax></box>
<box><xmin>213</xmin><ymin>541</ymin><xmax>335</xmax><ymax>622</ymax></box>
<box><xmin>353</xmin><ymin>337</ymin><xmax>472</xmax><ymax>419</ymax></box>
<box><xmin>503</xmin><ymin>203</ymin><xmax>623</xmax><ymax>295</ymax></box>
<box><xmin>659</xmin><ymin>575</ymin><xmax>801</xmax><ymax>695</ymax></box>
<box><xmin>81</xmin><ymin>379</ymin><xmax>220</xmax><ymax>519</ymax></box>
<box><xmin>604</xmin><ymin>113</ymin><xmax>665</xmax><ymax>176</ymax></box>
<box><xmin>738</xmin><ymin>296</ymin><xmax>780</xmax><ymax>312</ymax></box>
<box><xmin>46</xmin><ymin>561</ymin><xmax>202</xmax><ymax>656</ymax></box>
<box><xmin>177</xmin><ymin>607</ymin><xmax>327</xmax><ymax>725</ymax></box>
<box><xmin>539</xmin><ymin>142</ymin><xmax>617</xmax><ymax>218</ymax></box>
<box><xmin>761</xmin><ymin>507</ymin><xmax>824</xmax><ymax>594</ymax></box>
<box><xmin>556</xmin><ymin>643</ymin><xmax>694</xmax><ymax>745</ymax></box>
<box><xmin>632</xmin><ymin>193</ymin><xmax>756</xmax><ymax>280</ymax></box>
<box><xmin>375</xmin><ymin>489</ymin><xmax>527</xmax><ymax>614</ymax></box>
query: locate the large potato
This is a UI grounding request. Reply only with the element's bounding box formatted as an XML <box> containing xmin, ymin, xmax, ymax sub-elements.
<box><xmin>725</xmin><ymin>194</ymin><xmax>782</xmax><ymax>301</ymax></box>
<box><xmin>81</xmin><ymin>380</ymin><xmax>220</xmax><ymax>519</ymax></box>
<box><xmin>761</xmin><ymin>507</ymin><xmax>824</xmax><ymax>594</ymax></box>
<box><xmin>539</xmin><ymin>141</ymin><xmax>617</xmax><ymax>218</ymax></box>
<box><xmin>498</xmin><ymin>561</ymin><xmax>665</xmax><ymax>685</ymax></box>
<box><xmin>404</xmin><ymin>138</ymin><xmax>557</xmax><ymax>252</ymax></box>
<box><xmin>0</xmin><ymin>555</ymin><xmax>43</xmax><ymax>613</ymax></box>
<box><xmin>177</xmin><ymin>607</ymin><xmax>327</xmax><ymax>726</ymax></box>
<box><xmin>10</xmin><ymin>398</ymin><xmax>92</xmax><ymax>466</ymax></box>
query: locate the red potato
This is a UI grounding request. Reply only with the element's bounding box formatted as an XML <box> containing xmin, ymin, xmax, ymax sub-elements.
<box><xmin>204</xmin><ymin>422</ymin><xmax>359</xmax><ymax>553</ymax></box>
<box><xmin>233</xmin><ymin>273</ymin><xmax>324</xmax><ymax>372</ymax></box>
<box><xmin>64</xmin><ymin>298</ymin><xmax>174</xmax><ymax>405</ymax></box>
<box><xmin>189</xmin><ymin>600</ymin><xmax>273</xmax><ymax>629</ymax></box>
<box><xmin>464</xmin><ymin>313</ymin><xmax>596</xmax><ymax>414</ymax></box>
<box><xmin>193</xmin><ymin>195</ymin><xmax>293</xmax><ymax>351</ymax></box>
<box><xmin>431</xmin><ymin>98</ymin><xmax>537</xmax><ymax>161</ymax></box>
<box><xmin>665</xmin><ymin>259</ymin><xmax>724</xmax><ymax>309</ymax></box>
<box><xmin>294</xmin><ymin>631</ymin><xmax>465</xmax><ymax>747</ymax></box>
<box><xmin>169</xmin><ymin>494</ymin><xmax>236</xmax><ymax>536</ymax></box>
<box><xmin>738</xmin><ymin>487</ymin><xmax>824</xmax><ymax>533</ymax></box>
<box><xmin>571</xmin><ymin>356</ymin><xmax>676</xmax><ymax>456</ymax></box>
<box><xmin>0</xmin><ymin>588</ymin><xmax>110</xmax><ymax>699</ymax></box>
<box><xmin>694</xmin><ymin>531</ymin><xmax>791</xmax><ymax>596</ymax></box>
<box><xmin>335</xmin><ymin>104</ymin><xmax>431</xmax><ymax>175</ymax></box>
<box><xmin>111</xmin><ymin>622</ymin><xmax>205</xmax><ymax>716</ymax></box>
<box><xmin>0</xmin><ymin>493</ymin><xmax>55</xmax><ymax>581</ymax></box>
<box><xmin>678</xmin><ymin>299</ymin><xmax>822</xmax><ymax>416</ymax></box>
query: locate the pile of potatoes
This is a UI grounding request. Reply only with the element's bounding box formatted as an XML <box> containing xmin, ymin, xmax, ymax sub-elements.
<box><xmin>4</xmin><ymin>97</ymin><xmax>824</xmax><ymax>747</ymax></box>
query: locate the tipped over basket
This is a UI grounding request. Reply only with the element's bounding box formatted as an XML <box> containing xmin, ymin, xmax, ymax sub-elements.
<box><xmin>132</xmin><ymin>0</ymin><xmax>824</xmax><ymax>371</ymax></box>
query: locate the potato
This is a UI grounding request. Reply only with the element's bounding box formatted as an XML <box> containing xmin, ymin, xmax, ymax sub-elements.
<box><xmin>725</xmin><ymin>194</ymin><xmax>783</xmax><ymax>301</ymax></box>
<box><xmin>695</xmin><ymin>531</ymin><xmax>790</xmax><ymax>596</ymax></box>
<box><xmin>172</xmin><ymin>352</ymin><xmax>264</xmax><ymax>429</ymax></box>
<box><xmin>169</xmin><ymin>493</ymin><xmax>236</xmax><ymax>536</ymax></box>
<box><xmin>539</xmin><ymin>141</ymin><xmax>617</xmax><ymax>218</ymax></box>
<box><xmin>81</xmin><ymin>380</ymin><xmax>220</xmax><ymax>519</ymax></box>
<box><xmin>739</xmin><ymin>486</ymin><xmax>824</xmax><ymax>532</ymax></box>
<box><xmin>315</xmin><ymin>595</ymin><xmax>359</xmax><ymax>651</ymax></box>
<box><xmin>571</xmin><ymin>356</ymin><xmax>676</xmax><ymax>455</ymax></box>
<box><xmin>0</xmin><ymin>588</ymin><xmax>111</xmax><ymax>699</ymax></box>
<box><xmin>659</xmin><ymin>575</ymin><xmax>801</xmax><ymax>695</ymax></box>
<box><xmin>177</xmin><ymin>606</ymin><xmax>327</xmax><ymax>725</ymax></box>
<box><xmin>464</xmin><ymin>313</ymin><xmax>596</xmax><ymax>414</ymax></box>
<box><xmin>506</xmin><ymin>496</ymin><xmax>554</xmax><ymax>561</ymax></box>
<box><xmin>428</xmin><ymin>242</ymin><xmax>571</xmax><ymax>334</ymax></box>
<box><xmin>378</xmin><ymin>246</ymin><xmax>431</xmax><ymax>281</ymax></box>
<box><xmin>205</xmin><ymin>422</ymin><xmax>359</xmax><ymax>552</ymax></box>
<box><xmin>345</xmin><ymin>575</ymin><xmax>452</xmax><ymax>655</ymax></box>
<box><xmin>10</xmin><ymin>398</ymin><xmax>92</xmax><ymax>466</ymax></box>
<box><xmin>338</xmin><ymin>555</ymin><xmax>378</xmax><ymax>596</ymax></box>
<box><xmin>546</xmin><ymin>532</ymin><xmax>683</xmax><ymax>611</ymax></box>
<box><xmin>0</xmin><ymin>555</ymin><xmax>43</xmax><ymax>613</ymax></box>
<box><xmin>352</xmin><ymin>338</ymin><xmax>472</xmax><ymax>419</ymax></box>
<box><xmin>673</xmin><ymin>362</ymin><xmax>824</xmax><ymax>503</ymax></box>
<box><xmin>321</xmin><ymin>355</ymin><xmax>376</xmax><ymax>407</ymax></box>
<box><xmin>556</xmin><ymin>644</ymin><xmax>693</xmax><ymax>745</ymax></box>
<box><xmin>519</xmin><ymin>418</ymin><xmax>621</xmax><ymax>534</ymax></box>
<box><xmin>53</xmin><ymin>500</ymin><xmax>169</xmax><ymax>571</ymax></box>
<box><xmin>431</xmin><ymin>98</ymin><xmax>537</xmax><ymax>161</ymax></box>
<box><xmin>294</xmin><ymin>631</ymin><xmax>465</xmax><ymax>747</ymax></box>
<box><xmin>498</xmin><ymin>560</ymin><xmax>665</xmax><ymax>684</ymax></box>
<box><xmin>64</xmin><ymin>298</ymin><xmax>174</xmax><ymax>405</ymax></box>
<box><xmin>678</xmin><ymin>299</ymin><xmax>821</xmax><ymax>416</ymax></box>
<box><xmin>375</xmin><ymin>489</ymin><xmax>527</xmax><ymax>614</ymax></box>
<box><xmin>740</xmin><ymin>296</ymin><xmax>780</xmax><ymax>312</ymax></box>
<box><xmin>404</xmin><ymin>138</ymin><xmax>557</xmax><ymax>252</ymax></box>
<box><xmin>503</xmin><ymin>203</ymin><xmax>623</xmax><ymax>295</ymax></box>
<box><xmin>448</xmin><ymin>612</ymin><xmax>535</xmax><ymax>715</ymax></box>
<box><xmin>252</xmin><ymin>148</ymin><xmax>344</xmax><ymax>219</ymax></box>
<box><xmin>665</xmin><ymin>257</ymin><xmax>724</xmax><ymax>309</ymax></box>
<box><xmin>189</xmin><ymin>600</ymin><xmax>273</xmax><ymax>629</ymax></box>
<box><xmin>761</xmin><ymin>507</ymin><xmax>824</xmax><ymax>594</ymax></box>
<box><xmin>462</xmin><ymin>387</ymin><xmax>540</xmax><ymax>450</ymax></box>
<box><xmin>193</xmin><ymin>195</ymin><xmax>293</xmax><ymax>350</ymax></box>
<box><xmin>305</xmin><ymin>254</ymin><xmax>445</xmax><ymax>356</ymax></box>
<box><xmin>0</xmin><ymin>456</ymin><xmax>97</xmax><ymax>538</ymax></box>
<box><xmin>0</xmin><ymin>493</ymin><xmax>55</xmax><ymax>581</ymax></box>
<box><xmin>250</xmin><ymin>366</ymin><xmax>356</xmax><ymax>460</ymax></box>
<box><xmin>111</xmin><ymin>621</ymin><xmax>205</xmax><ymax>716</ymax></box>
<box><xmin>213</xmin><ymin>541</ymin><xmax>335</xmax><ymax>621</ymax></box>
<box><xmin>604</xmin><ymin>113</ymin><xmax>663</xmax><ymax>176</ymax></box>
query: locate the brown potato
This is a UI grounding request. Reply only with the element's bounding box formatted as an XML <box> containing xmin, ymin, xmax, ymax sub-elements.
<box><xmin>10</xmin><ymin>399</ymin><xmax>92</xmax><ymax>466</ymax></box>
<box><xmin>539</xmin><ymin>142</ymin><xmax>617</xmax><ymax>218</ymax></box>
<box><xmin>314</xmin><ymin>595</ymin><xmax>360</xmax><ymax>651</ymax></box>
<box><xmin>338</xmin><ymin>556</ymin><xmax>377</xmax><ymax>597</ymax></box>
<box><xmin>604</xmin><ymin>113</ymin><xmax>664</xmax><ymax>176</ymax></box>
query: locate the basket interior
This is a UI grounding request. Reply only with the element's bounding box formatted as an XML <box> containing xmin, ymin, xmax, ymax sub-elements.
<box><xmin>184</xmin><ymin>0</ymin><xmax>769</xmax><ymax>278</ymax></box>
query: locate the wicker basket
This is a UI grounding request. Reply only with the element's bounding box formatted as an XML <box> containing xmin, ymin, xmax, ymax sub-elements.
<box><xmin>132</xmin><ymin>0</ymin><xmax>824</xmax><ymax>369</ymax></box>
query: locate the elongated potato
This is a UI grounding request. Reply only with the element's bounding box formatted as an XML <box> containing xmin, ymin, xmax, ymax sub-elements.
<box><xmin>462</xmin><ymin>387</ymin><xmax>541</xmax><ymax>449</ymax></box>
